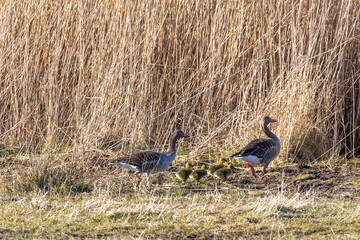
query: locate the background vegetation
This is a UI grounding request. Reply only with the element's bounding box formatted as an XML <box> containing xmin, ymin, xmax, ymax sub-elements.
<box><xmin>1</xmin><ymin>0</ymin><xmax>359</xmax><ymax>159</ymax></box>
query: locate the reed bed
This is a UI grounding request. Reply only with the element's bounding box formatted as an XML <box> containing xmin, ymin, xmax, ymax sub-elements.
<box><xmin>0</xmin><ymin>0</ymin><xmax>359</xmax><ymax>160</ymax></box>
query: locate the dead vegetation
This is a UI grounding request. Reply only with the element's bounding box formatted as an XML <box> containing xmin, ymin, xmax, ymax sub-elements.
<box><xmin>0</xmin><ymin>0</ymin><xmax>359</xmax><ymax>159</ymax></box>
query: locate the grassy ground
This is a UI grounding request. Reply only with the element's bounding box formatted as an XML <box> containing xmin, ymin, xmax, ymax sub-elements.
<box><xmin>1</xmin><ymin>152</ymin><xmax>359</xmax><ymax>239</ymax></box>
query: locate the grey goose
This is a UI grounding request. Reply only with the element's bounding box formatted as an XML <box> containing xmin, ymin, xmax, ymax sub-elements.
<box><xmin>231</xmin><ymin>116</ymin><xmax>280</xmax><ymax>180</ymax></box>
<box><xmin>109</xmin><ymin>130</ymin><xmax>190</xmax><ymax>187</ymax></box>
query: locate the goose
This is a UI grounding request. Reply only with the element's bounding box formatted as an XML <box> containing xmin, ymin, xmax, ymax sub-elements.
<box><xmin>109</xmin><ymin>130</ymin><xmax>190</xmax><ymax>187</ymax></box>
<box><xmin>175</xmin><ymin>162</ymin><xmax>193</xmax><ymax>182</ymax></box>
<box><xmin>208</xmin><ymin>158</ymin><xmax>227</xmax><ymax>176</ymax></box>
<box><xmin>214</xmin><ymin>164</ymin><xmax>234</xmax><ymax>181</ymax></box>
<box><xmin>189</xmin><ymin>164</ymin><xmax>208</xmax><ymax>183</ymax></box>
<box><xmin>231</xmin><ymin>116</ymin><xmax>280</xmax><ymax>180</ymax></box>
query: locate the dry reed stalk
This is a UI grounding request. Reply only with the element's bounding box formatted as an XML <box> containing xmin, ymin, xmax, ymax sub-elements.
<box><xmin>0</xmin><ymin>0</ymin><xmax>359</xmax><ymax>160</ymax></box>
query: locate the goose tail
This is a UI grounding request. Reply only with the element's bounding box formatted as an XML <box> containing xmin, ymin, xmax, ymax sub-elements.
<box><xmin>108</xmin><ymin>161</ymin><xmax>139</xmax><ymax>172</ymax></box>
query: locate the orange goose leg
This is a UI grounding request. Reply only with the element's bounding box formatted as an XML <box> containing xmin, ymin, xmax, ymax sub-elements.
<box><xmin>243</xmin><ymin>161</ymin><xmax>257</xmax><ymax>178</ymax></box>
<box><xmin>135</xmin><ymin>172</ymin><xmax>142</xmax><ymax>187</ymax></box>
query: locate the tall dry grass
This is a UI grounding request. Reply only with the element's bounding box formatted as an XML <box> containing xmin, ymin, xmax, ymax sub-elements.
<box><xmin>0</xmin><ymin>0</ymin><xmax>359</xmax><ymax>160</ymax></box>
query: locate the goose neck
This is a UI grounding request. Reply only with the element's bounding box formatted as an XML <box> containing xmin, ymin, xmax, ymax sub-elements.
<box><xmin>168</xmin><ymin>135</ymin><xmax>178</xmax><ymax>155</ymax></box>
<box><xmin>262</xmin><ymin>123</ymin><xmax>279</xmax><ymax>142</ymax></box>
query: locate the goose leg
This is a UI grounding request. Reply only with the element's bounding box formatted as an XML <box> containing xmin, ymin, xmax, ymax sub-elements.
<box><xmin>135</xmin><ymin>172</ymin><xmax>142</xmax><ymax>187</ymax></box>
<box><xmin>243</xmin><ymin>161</ymin><xmax>257</xmax><ymax>178</ymax></box>
<box><xmin>260</xmin><ymin>168</ymin><xmax>266</xmax><ymax>180</ymax></box>
<box><xmin>146</xmin><ymin>173</ymin><xmax>151</xmax><ymax>188</ymax></box>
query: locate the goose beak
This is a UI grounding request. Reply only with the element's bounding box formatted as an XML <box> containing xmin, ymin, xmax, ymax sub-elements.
<box><xmin>270</xmin><ymin>118</ymin><xmax>277</xmax><ymax>122</ymax></box>
<box><xmin>183</xmin><ymin>133</ymin><xmax>190</xmax><ymax>138</ymax></box>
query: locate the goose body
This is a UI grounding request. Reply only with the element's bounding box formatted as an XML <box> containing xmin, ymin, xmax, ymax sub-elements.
<box><xmin>208</xmin><ymin>158</ymin><xmax>227</xmax><ymax>176</ymax></box>
<box><xmin>231</xmin><ymin>116</ymin><xmax>280</xmax><ymax>180</ymax></box>
<box><xmin>189</xmin><ymin>165</ymin><xmax>208</xmax><ymax>182</ymax></box>
<box><xmin>114</xmin><ymin>151</ymin><xmax>175</xmax><ymax>174</ymax></box>
<box><xmin>214</xmin><ymin>164</ymin><xmax>234</xmax><ymax>181</ymax></box>
<box><xmin>109</xmin><ymin>130</ymin><xmax>190</xmax><ymax>186</ymax></box>
<box><xmin>176</xmin><ymin>162</ymin><xmax>193</xmax><ymax>182</ymax></box>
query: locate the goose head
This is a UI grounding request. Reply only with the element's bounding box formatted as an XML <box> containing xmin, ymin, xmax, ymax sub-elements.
<box><xmin>172</xmin><ymin>130</ymin><xmax>190</xmax><ymax>139</ymax></box>
<box><xmin>262</xmin><ymin>116</ymin><xmax>277</xmax><ymax>125</ymax></box>
<box><xmin>200</xmin><ymin>165</ymin><xmax>207</xmax><ymax>170</ymax></box>
<box><xmin>219</xmin><ymin>157</ymin><xmax>227</xmax><ymax>165</ymax></box>
<box><xmin>185</xmin><ymin>162</ymin><xmax>192</xmax><ymax>169</ymax></box>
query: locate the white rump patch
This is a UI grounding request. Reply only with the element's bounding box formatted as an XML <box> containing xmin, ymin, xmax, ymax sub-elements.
<box><xmin>116</xmin><ymin>162</ymin><xmax>139</xmax><ymax>172</ymax></box>
<box><xmin>234</xmin><ymin>155</ymin><xmax>261</xmax><ymax>165</ymax></box>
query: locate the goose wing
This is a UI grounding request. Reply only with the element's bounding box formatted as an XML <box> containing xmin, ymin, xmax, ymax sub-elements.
<box><xmin>116</xmin><ymin>151</ymin><xmax>162</xmax><ymax>167</ymax></box>
<box><xmin>231</xmin><ymin>138</ymin><xmax>277</xmax><ymax>159</ymax></box>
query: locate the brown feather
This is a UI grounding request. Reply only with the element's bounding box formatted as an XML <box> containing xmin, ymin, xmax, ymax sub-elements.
<box><xmin>116</xmin><ymin>151</ymin><xmax>161</xmax><ymax>167</ymax></box>
<box><xmin>231</xmin><ymin>138</ymin><xmax>278</xmax><ymax>160</ymax></box>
